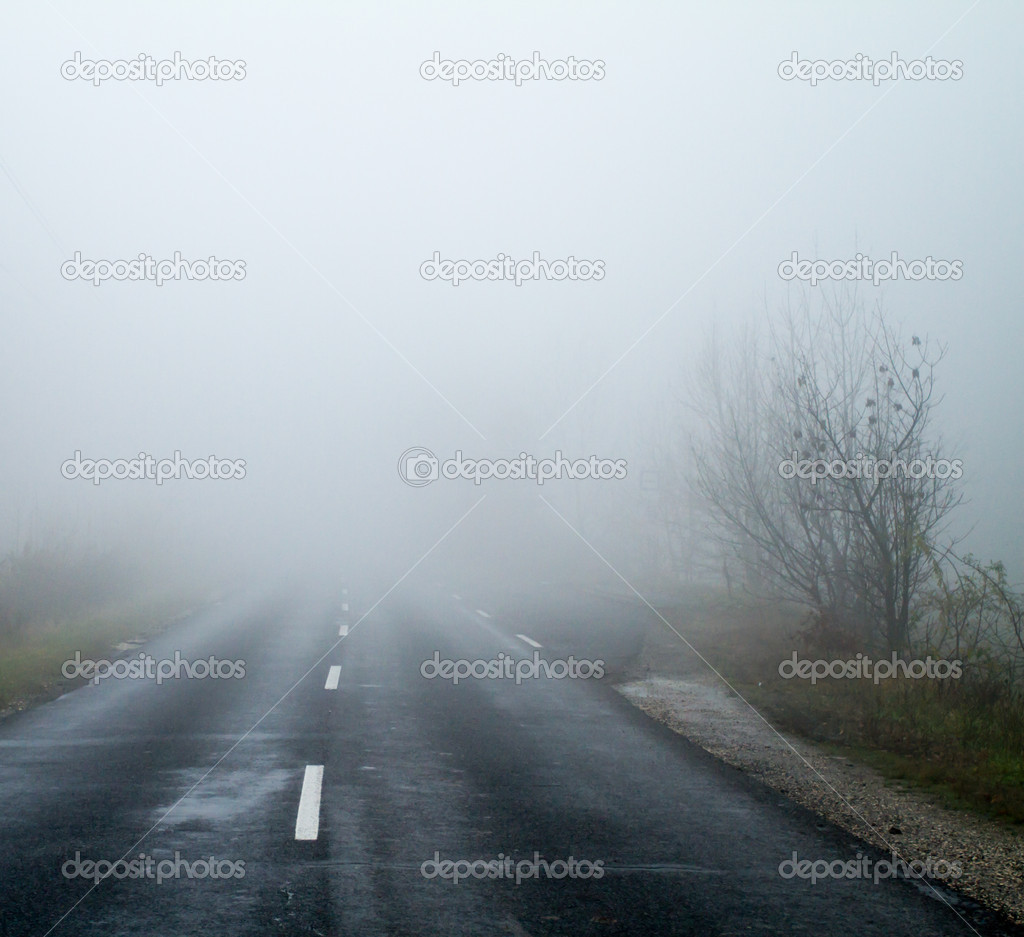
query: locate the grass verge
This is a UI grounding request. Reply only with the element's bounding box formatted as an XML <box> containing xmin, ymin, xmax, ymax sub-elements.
<box><xmin>0</xmin><ymin>590</ymin><xmax>208</xmax><ymax>714</ymax></box>
<box><xmin>636</xmin><ymin>586</ymin><xmax>1024</xmax><ymax>824</ymax></box>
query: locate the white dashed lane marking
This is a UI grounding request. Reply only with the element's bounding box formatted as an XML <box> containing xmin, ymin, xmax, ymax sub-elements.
<box><xmin>294</xmin><ymin>765</ymin><xmax>324</xmax><ymax>841</ymax></box>
<box><xmin>324</xmin><ymin>665</ymin><xmax>342</xmax><ymax>690</ymax></box>
<box><xmin>516</xmin><ymin>633</ymin><xmax>542</xmax><ymax>649</ymax></box>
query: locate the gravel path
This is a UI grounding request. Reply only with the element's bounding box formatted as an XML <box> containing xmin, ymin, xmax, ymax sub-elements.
<box><xmin>615</xmin><ymin>675</ymin><xmax>1024</xmax><ymax>927</ymax></box>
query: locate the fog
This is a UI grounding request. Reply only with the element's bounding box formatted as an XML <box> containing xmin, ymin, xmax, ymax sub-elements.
<box><xmin>2</xmin><ymin>1</ymin><xmax>1021</xmax><ymax>598</ymax></box>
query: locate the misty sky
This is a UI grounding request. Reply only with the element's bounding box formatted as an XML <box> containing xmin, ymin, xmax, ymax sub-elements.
<box><xmin>1</xmin><ymin>1</ymin><xmax>1020</xmax><ymax>586</ymax></box>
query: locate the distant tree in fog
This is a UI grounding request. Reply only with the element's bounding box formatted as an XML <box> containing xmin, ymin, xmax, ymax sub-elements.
<box><xmin>685</xmin><ymin>288</ymin><xmax>962</xmax><ymax>653</ymax></box>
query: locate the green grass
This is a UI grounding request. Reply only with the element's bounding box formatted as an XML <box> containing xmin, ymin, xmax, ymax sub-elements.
<box><xmin>0</xmin><ymin>592</ymin><xmax>203</xmax><ymax>713</ymax></box>
<box><xmin>638</xmin><ymin>588</ymin><xmax>1024</xmax><ymax>825</ymax></box>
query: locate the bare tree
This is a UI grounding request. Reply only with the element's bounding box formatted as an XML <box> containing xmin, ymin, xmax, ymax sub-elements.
<box><xmin>686</xmin><ymin>287</ymin><xmax>962</xmax><ymax>653</ymax></box>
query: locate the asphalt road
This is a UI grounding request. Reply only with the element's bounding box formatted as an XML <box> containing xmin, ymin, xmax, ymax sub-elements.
<box><xmin>0</xmin><ymin>582</ymin><xmax>1016</xmax><ymax>936</ymax></box>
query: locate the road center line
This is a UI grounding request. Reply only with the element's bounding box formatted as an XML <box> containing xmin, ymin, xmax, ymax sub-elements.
<box><xmin>324</xmin><ymin>665</ymin><xmax>342</xmax><ymax>690</ymax></box>
<box><xmin>516</xmin><ymin>633</ymin><xmax>542</xmax><ymax>649</ymax></box>
<box><xmin>294</xmin><ymin>765</ymin><xmax>324</xmax><ymax>841</ymax></box>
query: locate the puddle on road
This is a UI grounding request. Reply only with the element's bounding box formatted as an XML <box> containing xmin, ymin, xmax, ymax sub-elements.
<box><xmin>152</xmin><ymin>764</ymin><xmax>293</xmax><ymax>825</ymax></box>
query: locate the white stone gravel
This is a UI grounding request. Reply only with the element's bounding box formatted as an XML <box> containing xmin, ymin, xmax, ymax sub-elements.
<box><xmin>615</xmin><ymin>675</ymin><xmax>1024</xmax><ymax>927</ymax></box>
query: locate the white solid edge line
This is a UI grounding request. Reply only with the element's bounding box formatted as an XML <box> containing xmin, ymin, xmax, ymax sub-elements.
<box><xmin>516</xmin><ymin>633</ymin><xmax>542</xmax><ymax>649</ymax></box>
<box><xmin>295</xmin><ymin>765</ymin><xmax>324</xmax><ymax>841</ymax></box>
<box><xmin>475</xmin><ymin>609</ymin><xmax>491</xmax><ymax>618</ymax></box>
<box><xmin>324</xmin><ymin>665</ymin><xmax>342</xmax><ymax>690</ymax></box>
<box><xmin>338</xmin><ymin>623</ymin><xmax>349</xmax><ymax>636</ymax></box>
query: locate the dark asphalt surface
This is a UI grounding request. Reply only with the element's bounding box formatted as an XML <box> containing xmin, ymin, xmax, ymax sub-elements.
<box><xmin>0</xmin><ymin>582</ymin><xmax>1017</xmax><ymax>936</ymax></box>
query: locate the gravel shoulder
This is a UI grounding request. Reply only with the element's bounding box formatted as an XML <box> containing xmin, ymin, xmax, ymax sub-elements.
<box><xmin>614</xmin><ymin>671</ymin><xmax>1024</xmax><ymax>926</ymax></box>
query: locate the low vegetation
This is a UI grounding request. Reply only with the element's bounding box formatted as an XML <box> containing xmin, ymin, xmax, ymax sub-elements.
<box><xmin>0</xmin><ymin>539</ymin><xmax>216</xmax><ymax>712</ymax></box>
<box><xmin>640</xmin><ymin>586</ymin><xmax>1024</xmax><ymax>824</ymax></box>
